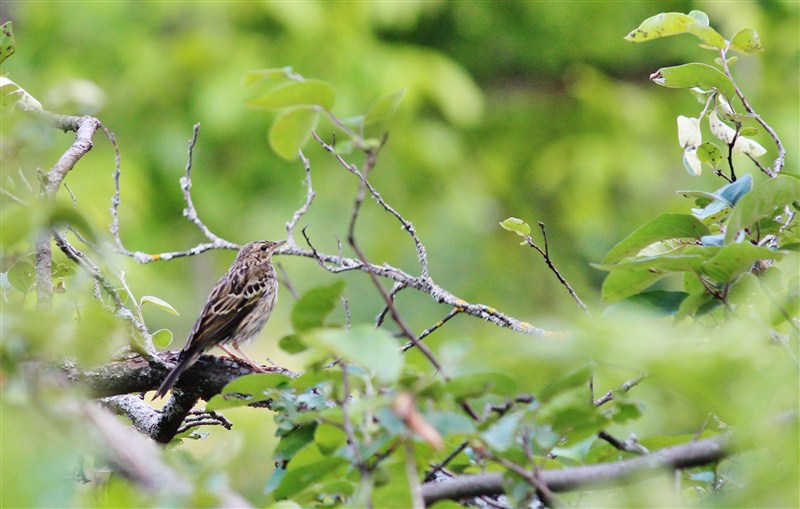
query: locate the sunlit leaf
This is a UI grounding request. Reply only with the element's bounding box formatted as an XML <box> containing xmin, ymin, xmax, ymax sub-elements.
<box><xmin>650</xmin><ymin>64</ymin><xmax>735</xmax><ymax>101</ymax></box>
<box><xmin>730</xmin><ymin>28</ymin><xmax>764</xmax><ymax>54</ymax></box>
<box><xmin>268</xmin><ymin>106</ymin><xmax>320</xmax><ymax>161</ymax></box>
<box><xmin>242</xmin><ymin>67</ymin><xmax>294</xmax><ymax>86</ymax></box>
<box><xmin>140</xmin><ymin>295</ymin><xmax>180</xmax><ymax>316</ymax></box>
<box><xmin>603</xmin><ymin>213</ymin><xmax>710</xmax><ymax>263</ymax></box>
<box><xmin>696</xmin><ymin>142</ymin><xmax>723</xmax><ymax>169</ymax></box>
<box><xmin>499</xmin><ymin>217</ymin><xmax>530</xmax><ymax>237</ymax></box>
<box><xmin>151</xmin><ymin>328</ymin><xmax>173</xmax><ymax>349</ymax></box>
<box><xmin>246</xmin><ymin>79</ymin><xmax>335</xmax><ymax>110</ymax></box>
<box><xmin>625</xmin><ymin>12</ymin><xmax>700</xmax><ymax>42</ymax></box>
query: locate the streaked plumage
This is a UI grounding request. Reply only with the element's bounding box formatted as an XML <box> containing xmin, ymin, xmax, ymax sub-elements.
<box><xmin>155</xmin><ymin>240</ymin><xmax>285</xmax><ymax>399</ymax></box>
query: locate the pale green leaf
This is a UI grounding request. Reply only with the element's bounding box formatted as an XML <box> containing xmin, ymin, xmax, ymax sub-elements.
<box><xmin>151</xmin><ymin>328</ymin><xmax>173</xmax><ymax>349</ymax></box>
<box><xmin>499</xmin><ymin>217</ymin><xmax>531</xmax><ymax>237</ymax></box>
<box><xmin>364</xmin><ymin>89</ymin><xmax>405</xmax><ymax>126</ymax></box>
<box><xmin>730</xmin><ymin>28</ymin><xmax>764</xmax><ymax>54</ymax></box>
<box><xmin>650</xmin><ymin>63</ymin><xmax>735</xmax><ymax>101</ymax></box>
<box><xmin>140</xmin><ymin>295</ymin><xmax>180</xmax><ymax>315</ymax></box>
<box><xmin>301</xmin><ymin>325</ymin><xmax>403</xmax><ymax>384</ymax></box>
<box><xmin>269</xmin><ymin>106</ymin><xmax>320</xmax><ymax>161</ymax></box>
<box><xmin>291</xmin><ymin>281</ymin><xmax>346</xmax><ymax>332</ymax></box>
<box><xmin>246</xmin><ymin>79</ymin><xmax>335</xmax><ymax>110</ymax></box>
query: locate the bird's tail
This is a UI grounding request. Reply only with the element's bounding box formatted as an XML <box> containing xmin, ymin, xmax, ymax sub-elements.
<box><xmin>154</xmin><ymin>349</ymin><xmax>199</xmax><ymax>399</ymax></box>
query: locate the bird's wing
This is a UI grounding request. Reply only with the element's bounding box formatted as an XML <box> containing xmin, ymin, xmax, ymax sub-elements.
<box><xmin>183</xmin><ymin>268</ymin><xmax>268</xmax><ymax>352</ymax></box>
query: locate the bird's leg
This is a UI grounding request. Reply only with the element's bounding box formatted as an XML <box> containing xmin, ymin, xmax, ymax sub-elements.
<box><xmin>219</xmin><ymin>344</ymin><xmax>265</xmax><ymax>372</ymax></box>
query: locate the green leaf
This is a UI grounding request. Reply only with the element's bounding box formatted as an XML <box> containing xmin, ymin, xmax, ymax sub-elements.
<box><xmin>650</xmin><ymin>63</ymin><xmax>735</xmax><ymax>101</ymax></box>
<box><xmin>685</xmin><ymin>23</ymin><xmax>726</xmax><ymax>50</ymax></box>
<box><xmin>206</xmin><ymin>372</ymin><xmax>291</xmax><ymax>410</ymax></box>
<box><xmin>595</xmin><ymin>254</ymin><xmax>707</xmax><ymax>273</ymax></box>
<box><xmin>726</xmin><ymin>176</ymin><xmax>800</xmax><ymax>243</ymax></box>
<box><xmin>278</xmin><ymin>333</ymin><xmax>308</xmax><ymax>354</ymax></box>
<box><xmin>291</xmin><ymin>281</ymin><xmax>345</xmax><ymax>332</ymax></box>
<box><xmin>0</xmin><ymin>21</ymin><xmax>15</xmax><ymax>65</ymax></box>
<box><xmin>151</xmin><ymin>329</ymin><xmax>173</xmax><ymax>349</ymax></box>
<box><xmin>273</xmin><ymin>456</ymin><xmax>348</xmax><ymax>500</ymax></box>
<box><xmin>364</xmin><ymin>89</ymin><xmax>405</xmax><ymax>126</ymax></box>
<box><xmin>499</xmin><ymin>217</ymin><xmax>531</xmax><ymax>237</ymax></box>
<box><xmin>700</xmin><ymin>243</ymin><xmax>783</xmax><ymax>283</ymax></box>
<box><xmin>242</xmin><ymin>67</ymin><xmax>294</xmax><ymax>86</ymax></box>
<box><xmin>482</xmin><ymin>411</ymin><xmax>523</xmax><ymax>452</ymax></box>
<box><xmin>600</xmin><ymin>268</ymin><xmax>667</xmax><ymax>302</ymax></box>
<box><xmin>8</xmin><ymin>259</ymin><xmax>34</xmax><ymax>293</ymax></box>
<box><xmin>739</xmin><ymin>127</ymin><xmax>758</xmax><ymax>137</ymax></box>
<box><xmin>424</xmin><ymin>411</ymin><xmax>476</xmax><ymax>436</ymax></box>
<box><xmin>446</xmin><ymin>372</ymin><xmax>518</xmax><ymax>400</ymax></box>
<box><xmin>696</xmin><ymin>142</ymin><xmax>723</xmax><ymax>169</ymax></box>
<box><xmin>139</xmin><ymin>295</ymin><xmax>180</xmax><ymax>315</ymax></box>
<box><xmin>269</xmin><ymin>106</ymin><xmax>320</xmax><ymax>161</ymax></box>
<box><xmin>246</xmin><ymin>79</ymin><xmax>335</xmax><ymax>110</ymax></box>
<box><xmin>730</xmin><ymin>28</ymin><xmax>764</xmax><ymax>54</ymax></box>
<box><xmin>315</xmin><ymin>422</ymin><xmax>347</xmax><ymax>455</ymax></box>
<box><xmin>539</xmin><ymin>366</ymin><xmax>592</xmax><ymax>402</ymax></box>
<box><xmin>301</xmin><ymin>325</ymin><xmax>403</xmax><ymax>384</ymax></box>
<box><xmin>625</xmin><ymin>12</ymin><xmax>700</xmax><ymax>42</ymax></box>
<box><xmin>603</xmin><ymin>213</ymin><xmax>710</xmax><ymax>263</ymax></box>
<box><xmin>274</xmin><ymin>423</ymin><xmax>317</xmax><ymax>462</ymax></box>
<box><xmin>603</xmin><ymin>290</ymin><xmax>689</xmax><ymax>317</ymax></box>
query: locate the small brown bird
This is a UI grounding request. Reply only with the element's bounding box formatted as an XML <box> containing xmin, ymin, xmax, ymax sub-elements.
<box><xmin>155</xmin><ymin>240</ymin><xmax>285</xmax><ymax>399</ymax></box>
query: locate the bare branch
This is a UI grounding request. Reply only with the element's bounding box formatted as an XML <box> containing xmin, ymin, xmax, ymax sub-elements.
<box><xmin>421</xmin><ymin>436</ymin><xmax>728</xmax><ymax>505</ymax></box>
<box><xmin>111</xmin><ymin>123</ymin><xmax>239</xmax><ymax>264</ymax></box>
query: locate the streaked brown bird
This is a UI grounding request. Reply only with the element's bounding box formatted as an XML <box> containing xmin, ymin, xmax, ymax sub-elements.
<box><xmin>154</xmin><ymin>239</ymin><xmax>285</xmax><ymax>399</ymax></box>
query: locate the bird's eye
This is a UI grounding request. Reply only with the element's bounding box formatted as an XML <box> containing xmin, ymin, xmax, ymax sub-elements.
<box><xmin>260</xmin><ymin>245</ymin><xmax>268</xmax><ymax>251</ymax></box>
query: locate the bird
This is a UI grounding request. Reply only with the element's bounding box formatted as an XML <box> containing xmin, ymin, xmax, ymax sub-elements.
<box><xmin>154</xmin><ymin>239</ymin><xmax>285</xmax><ymax>399</ymax></box>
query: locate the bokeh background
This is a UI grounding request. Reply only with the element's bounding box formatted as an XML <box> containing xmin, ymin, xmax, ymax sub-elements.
<box><xmin>1</xmin><ymin>1</ymin><xmax>798</xmax><ymax>505</ymax></box>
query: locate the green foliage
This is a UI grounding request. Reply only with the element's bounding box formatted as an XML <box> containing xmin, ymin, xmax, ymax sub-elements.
<box><xmin>1</xmin><ymin>4</ymin><xmax>797</xmax><ymax>509</ymax></box>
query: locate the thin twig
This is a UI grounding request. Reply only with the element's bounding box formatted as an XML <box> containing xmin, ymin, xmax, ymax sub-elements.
<box><xmin>402</xmin><ymin>307</ymin><xmax>461</xmax><ymax>352</ymax></box>
<box><xmin>719</xmin><ymin>47</ymin><xmax>784</xmax><ymax>177</ymax></box>
<box><xmin>313</xmin><ymin>130</ymin><xmax>431</xmax><ymax>280</ymax></box>
<box><xmin>343</xmin><ymin>138</ymin><xmax>445</xmax><ymax>376</ymax></box>
<box><xmin>593</xmin><ymin>374</ymin><xmax>646</xmax><ymax>407</ymax></box>
<box><xmin>523</xmin><ymin>222</ymin><xmax>590</xmax><ymax>315</ymax></box>
<box><xmin>111</xmin><ymin>123</ymin><xmax>239</xmax><ymax>264</ymax></box>
<box><xmin>375</xmin><ymin>282</ymin><xmax>406</xmax><ymax>328</ymax></box>
<box><xmin>285</xmin><ymin>149</ymin><xmax>316</xmax><ymax>245</ymax></box>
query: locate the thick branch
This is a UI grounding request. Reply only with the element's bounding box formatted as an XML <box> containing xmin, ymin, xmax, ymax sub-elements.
<box><xmin>421</xmin><ymin>436</ymin><xmax>728</xmax><ymax>504</ymax></box>
<box><xmin>34</xmin><ymin>114</ymin><xmax>101</xmax><ymax>308</ymax></box>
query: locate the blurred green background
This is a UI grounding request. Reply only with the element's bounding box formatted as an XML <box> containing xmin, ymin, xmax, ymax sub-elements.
<box><xmin>1</xmin><ymin>1</ymin><xmax>797</xmax><ymax>505</ymax></box>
